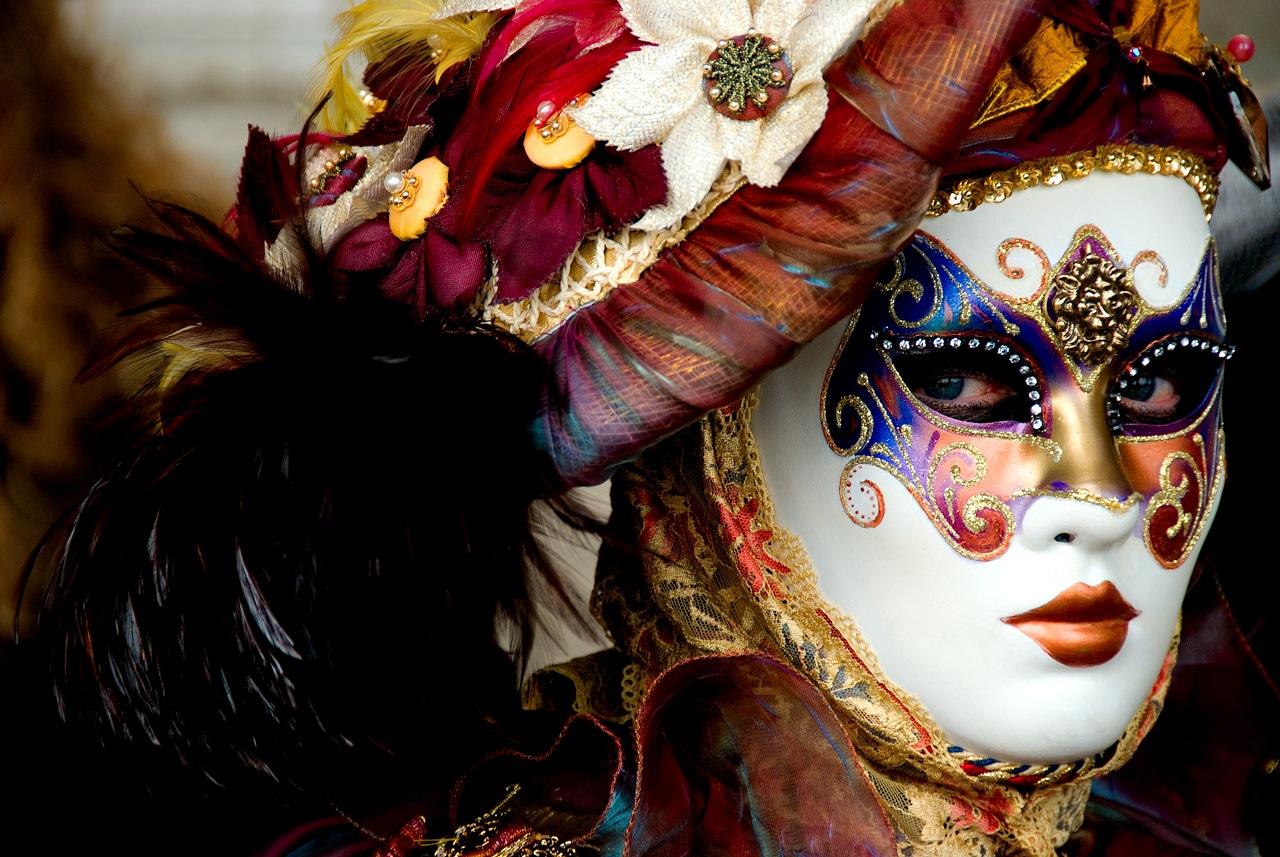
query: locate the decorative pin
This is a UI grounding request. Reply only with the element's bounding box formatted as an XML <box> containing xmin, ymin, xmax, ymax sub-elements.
<box><xmin>702</xmin><ymin>32</ymin><xmax>792</xmax><ymax>121</ymax></box>
<box><xmin>1228</xmin><ymin>33</ymin><xmax>1255</xmax><ymax>64</ymax></box>
<box><xmin>387</xmin><ymin>157</ymin><xmax>449</xmax><ymax>241</ymax></box>
<box><xmin>523</xmin><ymin>95</ymin><xmax>595</xmax><ymax>169</ymax></box>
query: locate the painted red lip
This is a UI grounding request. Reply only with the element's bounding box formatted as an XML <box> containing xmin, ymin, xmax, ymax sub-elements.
<box><xmin>1001</xmin><ymin>581</ymin><xmax>1140</xmax><ymax>668</ymax></box>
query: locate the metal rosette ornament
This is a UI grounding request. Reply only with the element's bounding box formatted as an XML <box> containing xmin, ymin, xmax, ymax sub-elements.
<box><xmin>702</xmin><ymin>28</ymin><xmax>793</xmax><ymax>120</ymax></box>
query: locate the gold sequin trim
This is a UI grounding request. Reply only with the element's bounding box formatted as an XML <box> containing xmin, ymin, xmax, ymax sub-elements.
<box><xmin>928</xmin><ymin>145</ymin><xmax>1219</xmax><ymax>221</ymax></box>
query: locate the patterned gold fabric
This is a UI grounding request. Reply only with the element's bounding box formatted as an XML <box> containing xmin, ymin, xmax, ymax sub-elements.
<box><xmin>975</xmin><ymin>0</ymin><xmax>1204</xmax><ymax>125</ymax></box>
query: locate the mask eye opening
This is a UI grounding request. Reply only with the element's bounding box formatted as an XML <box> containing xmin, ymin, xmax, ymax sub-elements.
<box><xmin>871</xmin><ymin>328</ymin><xmax>1048</xmax><ymax>435</ymax></box>
<box><xmin>1105</xmin><ymin>333</ymin><xmax>1233</xmax><ymax>435</ymax></box>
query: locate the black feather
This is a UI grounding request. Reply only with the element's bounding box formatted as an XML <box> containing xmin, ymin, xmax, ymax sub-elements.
<box><xmin>34</xmin><ymin>194</ymin><xmax>579</xmax><ymax>815</ymax></box>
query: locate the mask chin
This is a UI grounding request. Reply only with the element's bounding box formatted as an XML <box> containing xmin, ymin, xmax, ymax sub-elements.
<box><xmin>750</xmin><ymin>169</ymin><xmax>1224</xmax><ymax>765</ymax></box>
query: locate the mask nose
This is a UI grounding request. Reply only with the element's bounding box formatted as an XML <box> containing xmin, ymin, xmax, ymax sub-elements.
<box><xmin>1020</xmin><ymin>493</ymin><xmax>1140</xmax><ymax>555</ymax></box>
<box><xmin>1039</xmin><ymin>382</ymin><xmax>1134</xmax><ymax>501</ymax></box>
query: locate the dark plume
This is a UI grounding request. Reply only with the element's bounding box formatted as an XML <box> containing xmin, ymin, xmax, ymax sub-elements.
<box><xmin>34</xmin><ymin>193</ymin><xmax>568</xmax><ymax>815</ymax></box>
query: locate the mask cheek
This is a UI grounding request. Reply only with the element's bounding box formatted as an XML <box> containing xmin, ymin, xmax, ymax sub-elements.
<box><xmin>1116</xmin><ymin>420</ymin><xmax>1224</xmax><ymax>569</ymax></box>
<box><xmin>848</xmin><ymin>396</ymin><xmax>1033</xmax><ymax>562</ymax></box>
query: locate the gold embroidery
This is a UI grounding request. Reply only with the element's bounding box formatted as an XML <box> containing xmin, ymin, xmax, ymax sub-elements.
<box><xmin>433</xmin><ymin>788</ymin><xmax>581</xmax><ymax>857</ymax></box>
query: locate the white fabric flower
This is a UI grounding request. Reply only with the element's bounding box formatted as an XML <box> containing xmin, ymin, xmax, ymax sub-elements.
<box><xmin>572</xmin><ymin>0</ymin><xmax>879</xmax><ymax>231</ymax></box>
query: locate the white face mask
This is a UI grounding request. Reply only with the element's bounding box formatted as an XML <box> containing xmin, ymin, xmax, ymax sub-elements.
<box><xmin>751</xmin><ymin>170</ymin><xmax>1227</xmax><ymax>764</ymax></box>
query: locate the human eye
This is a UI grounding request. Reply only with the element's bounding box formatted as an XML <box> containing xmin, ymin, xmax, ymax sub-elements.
<box><xmin>1116</xmin><ymin>373</ymin><xmax>1179</xmax><ymax>422</ymax></box>
<box><xmin>914</xmin><ymin>372</ymin><xmax>1016</xmax><ymax>421</ymax></box>
<box><xmin>1107</xmin><ymin>334</ymin><xmax>1232</xmax><ymax>432</ymax></box>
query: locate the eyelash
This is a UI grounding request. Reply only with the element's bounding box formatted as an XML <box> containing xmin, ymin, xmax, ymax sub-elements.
<box><xmin>871</xmin><ymin>329</ymin><xmax>1047</xmax><ymax>433</ymax></box>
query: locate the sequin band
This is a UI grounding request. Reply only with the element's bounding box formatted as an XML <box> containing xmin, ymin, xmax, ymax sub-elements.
<box><xmin>928</xmin><ymin>145</ymin><xmax>1219</xmax><ymax>220</ymax></box>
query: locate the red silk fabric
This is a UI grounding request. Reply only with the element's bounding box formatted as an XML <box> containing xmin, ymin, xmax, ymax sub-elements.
<box><xmin>535</xmin><ymin>0</ymin><xmax>1050</xmax><ymax>486</ymax></box>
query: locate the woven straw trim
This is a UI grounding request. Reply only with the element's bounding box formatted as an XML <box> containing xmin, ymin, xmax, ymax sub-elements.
<box><xmin>480</xmin><ymin>163</ymin><xmax>746</xmax><ymax>342</ymax></box>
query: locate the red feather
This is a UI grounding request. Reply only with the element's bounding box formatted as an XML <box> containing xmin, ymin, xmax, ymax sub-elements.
<box><xmin>226</xmin><ymin>127</ymin><xmax>302</xmax><ymax>261</ymax></box>
<box><xmin>449</xmin><ymin>0</ymin><xmax>644</xmax><ymax>237</ymax></box>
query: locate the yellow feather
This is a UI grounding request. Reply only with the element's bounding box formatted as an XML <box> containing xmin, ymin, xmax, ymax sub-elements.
<box><xmin>309</xmin><ymin>1</ymin><xmax>502</xmax><ymax>135</ymax></box>
<box><xmin>121</xmin><ymin>328</ymin><xmax>257</xmax><ymax>405</ymax></box>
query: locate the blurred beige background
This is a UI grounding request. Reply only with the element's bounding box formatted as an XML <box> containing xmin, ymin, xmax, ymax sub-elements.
<box><xmin>61</xmin><ymin>0</ymin><xmax>351</xmax><ymax>202</ymax></box>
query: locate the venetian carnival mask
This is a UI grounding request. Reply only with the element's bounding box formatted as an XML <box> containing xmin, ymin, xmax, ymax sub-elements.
<box><xmin>751</xmin><ymin>168</ymin><xmax>1228</xmax><ymax>765</ymax></box>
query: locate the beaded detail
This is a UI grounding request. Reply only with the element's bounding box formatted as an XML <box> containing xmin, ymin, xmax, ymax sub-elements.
<box><xmin>929</xmin><ymin>145</ymin><xmax>1219</xmax><ymax>220</ymax></box>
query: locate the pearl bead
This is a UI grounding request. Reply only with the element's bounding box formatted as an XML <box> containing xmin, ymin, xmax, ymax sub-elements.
<box><xmin>384</xmin><ymin>171</ymin><xmax>407</xmax><ymax>195</ymax></box>
<box><xmin>1228</xmin><ymin>33</ymin><xmax>1255</xmax><ymax>63</ymax></box>
<box><xmin>324</xmin><ymin>160</ymin><xmax>336</xmax><ymax>171</ymax></box>
<box><xmin>536</xmin><ymin>100</ymin><xmax>557</xmax><ymax>122</ymax></box>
